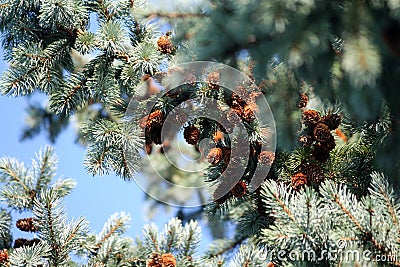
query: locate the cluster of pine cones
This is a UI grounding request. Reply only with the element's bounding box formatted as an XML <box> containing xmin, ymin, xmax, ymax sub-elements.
<box><xmin>147</xmin><ymin>252</ymin><xmax>176</xmax><ymax>267</ymax></box>
<box><xmin>291</xmin><ymin>93</ymin><xmax>343</xmax><ymax>190</ymax></box>
<box><xmin>298</xmin><ymin>93</ymin><xmax>342</xmax><ymax>162</ymax></box>
<box><xmin>300</xmin><ymin>110</ymin><xmax>341</xmax><ymax>162</ymax></box>
<box><xmin>14</xmin><ymin>217</ymin><xmax>39</xmax><ymax>249</ymax></box>
<box><xmin>181</xmin><ymin>84</ymin><xmax>275</xmax><ymax>204</ymax></box>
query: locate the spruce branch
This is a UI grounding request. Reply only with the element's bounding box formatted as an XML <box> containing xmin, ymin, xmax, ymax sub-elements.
<box><xmin>95</xmin><ymin>212</ymin><xmax>131</xmax><ymax>250</ymax></box>
<box><xmin>9</xmin><ymin>242</ymin><xmax>52</xmax><ymax>267</ymax></box>
<box><xmin>0</xmin><ymin>208</ymin><xmax>12</xmax><ymax>250</ymax></box>
<box><xmin>0</xmin><ymin>157</ymin><xmax>34</xmax><ymax>210</ymax></box>
<box><xmin>160</xmin><ymin>217</ymin><xmax>184</xmax><ymax>254</ymax></box>
<box><xmin>229</xmin><ymin>244</ymin><xmax>268</xmax><ymax>267</ymax></box>
<box><xmin>33</xmin><ymin>188</ymin><xmax>88</xmax><ymax>266</ymax></box>
<box><xmin>180</xmin><ymin>220</ymin><xmax>201</xmax><ymax>257</ymax></box>
<box><xmin>142</xmin><ymin>223</ymin><xmax>160</xmax><ymax>254</ymax></box>
<box><xmin>32</xmin><ymin>146</ymin><xmax>57</xmax><ymax>195</ymax></box>
<box><xmin>368</xmin><ymin>172</ymin><xmax>400</xmax><ymax>225</ymax></box>
<box><xmin>262</xmin><ymin>180</ymin><xmax>296</xmax><ymax>223</ymax></box>
<box><xmin>321</xmin><ymin>178</ymin><xmax>400</xmax><ymax>266</ymax></box>
<box><xmin>1</xmin><ymin>39</ymin><xmax>70</xmax><ymax>96</ymax></box>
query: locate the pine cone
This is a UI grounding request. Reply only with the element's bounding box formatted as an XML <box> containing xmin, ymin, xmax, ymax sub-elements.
<box><xmin>242</xmin><ymin>104</ymin><xmax>256</xmax><ymax>122</ymax></box>
<box><xmin>139</xmin><ymin>115</ymin><xmax>149</xmax><ymax>129</ymax></box>
<box><xmin>0</xmin><ymin>249</ymin><xmax>8</xmax><ymax>264</ymax></box>
<box><xmin>313</xmin><ymin>123</ymin><xmax>331</xmax><ymax>142</ymax></box>
<box><xmin>183</xmin><ymin>125</ymin><xmax>200</xmax><ymax>145</ymax></box>
<box><xmin>145</xmin><ymin>125</ymin><xmax>163</xmax><ymax>145</ymax></box>
<box><xmin>321</xmin><ymin>135</ymin><xmax>336</xmax><ymax>151</ymax></box>
<box><xmin>231</xmin><ymin>181</ymin><xmax>248</xmax><ymax>197</ymax></box>
<box><xmin>207</xmin><ymin>71</ymin><xmax>220</xmax><ymax>90</ymax></box>
<box><xmin>13</xmin><ymin>238</ymin><xmax>27</xmax><ymax>249</ymax></box>
<box><xmin>16</xmin><ymin>217</ymin><xmax>37</xmax><ymax>232</ymax></box>
<box><xmin>213</xmin><ymin>131</ymin><xmax>224</xmax><ymax>142</ymax></box>
<box><xmin>221</xmin><ymin>147</ymin><xmax>231</xmax><ymax>165</ymax></box>
<box><xmin>302</xmin><ymin>110</ymin><xmax>321</xmax><ymax>128</ymax></box>
<box><xmin>312</xmin><ymin>146</ymin><xmax>330</xmax><ymax>162</ymax></box>
<box><xmin>146</xmin><ymin>110</ymin><xmax>164</xmax><ymax>127</ymax></box>
<box><xmin>148</xmin><ymin>253</ymin><xmax>162</xmax><ymax>267</ymax></box>
<box><xmin>299</xmin><ymin>134</ymin><xmax>313</xmax><ymax>146</ymax></box>
<box><xmin>297</xmin><ymin>93</ymin><xmax>308</xmax><ymax>108</ymax></box>
<box><xmin>207</xmin><ymin>148</ymin><xmax>222</xmax><ymax>165</ymax></box>
<box><xmin>235</xmin><ymin>85</ymin><xmax>249</xmax><ymax>99</ymax></box>
<box><xmin>322</xmin><ymin>113</ymin><xmax>342</xmax><ymax>130</ymax></box>
<box><xmin>13</xmin><ymin>238</ymin><xmax>40</xmax><ymax>249</ymax></box>
<box><xmin>145</xmin><ymin>143</ymin><xmax>153</xmax><ymax>155</ymax></box>
<box><xmin>184</xmin><ymin>72</ymin><xmax>197</xmax><ymax>86</ymax></box>
<box><xmin>226</xmin><ymin>108</ymin><xmax>242</xmax><ymax>126</ymax></box>
<box><xmin>157</xmin><ymin>35</ymin><xmax>174</xmax><ymax>54</ymax></box>
<box><xmin>228</xmin><ymin>92</ymin><xmax>246</xmax><ymax>108</ymax></box>
<box><xmin>172</xmin><ymin>111</ymin><xmax>188</xmax><ymax>125</ymax></box>
<box><xmin>300</xmin><ymin>163</ymin><xmax>325</xmax><ymax>185</ymax></box>
<box><xmin>258</xmin><ymin>151</ymin><xmax>275</xmax><ymax>166</ymax></box>
<box><xmin>161</xmin><ymin>253</ymin><xmax>176</xmax><ymax>267</ymax></box>
<box><xmin>291</xmin><ymin>172</ymin><xmax>308</xmax><ymax>190</ymax></box>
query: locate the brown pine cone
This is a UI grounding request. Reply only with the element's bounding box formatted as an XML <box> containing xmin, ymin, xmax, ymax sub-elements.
<box><xmin>258</xmin><ymin>151</ymin><xmax>275</xmax><ymax>166</ymax></box>
<box><xmin>207</xmin><ymin>148</ymin><xmax>223</xmax><ymax>165</ymax></box>
<box><xmin>13</xmin><ymin>238</ymin><xmax>40</xmax><ymax>249</ymax></box>
<box><xmin>312</xmin><ymin>145</ymin><xmax>330</xmax><ymax>162</ymax></box>
<box><xmin>313</xmin><ymin>123</ymin><xmax>331</xmax><ymax>142</ymax></box>
<box><xmin>231</xmin><ymin>181</ymin><xmax>248</xmax><ymax>197</ymax></box>
<box><xmin>207</xmin><ymin>71</ymin><xmax>220</xmax><ymax>90</ymax></box>
<box><xmin>322</xmin><ymin>113</ymin><xmax>342</xmax><ymax>130</ymax></box>
<box><xmin>228</xmin><ymin>93</ymin><xmax>246</xmax><ymax>108</ymax></box>
<box><xmin>145</xmin><ymin>143</ymin><xmax>153</xmax><ymax>154</ymax></box>
<box><xmin>145</xmin><ymin>125</ymin><xmax>163</xmax><ymax>145</ymax></box>
<box><xmin>13</xmin><ymin>238</ymin><xmax>28</xmax><ymax>249</ymax></box>
<box><xmin>157</xmin><ymin>35</ymin><xmax>174</xmax><ymax>54</ymax></box>
<box><xmin>145</xmin><ymin>110</ymin><xmax>164</xmax><ymax>144</ymax></box>
<box><xmin>0</xmin><ymin>249</ymin><xmax>8</xmax><ymax>264</ymax></box>
<box><xmin>226</xmin><ymin>108</ymin><xmax>242</xmax><ymax>125</ymax></box>
<box><xmin>183</xmin><ymin>125</ymin><xmax>200</xmax><ymax>145</ymax></box>
<box><xmin>291</xmin><ymin>172</ymin><xmax>308</xmax><ymax>190</ymax></box>
<box><xmin>297</xmin><ymin>93</ymin><xmax>308</xmax><ymax>108</ymax></box>
<box><xmin>139</xmin><ymin>115</ymin><xmax>149</xmax><ymax>129</ymax></box>
<box><xmin>299</xmin><ymin>134</ymin><xmax>313</xmax><ymax>147</ymax></box>
<box><xmin>302</xmin><ymin>110</ymin><xmax>321</xmax><ymax>128</ymax></box>
<box><xmin>172</xmin><ymin>111</ymin><xmax>188</xmax><ymax>125</ymax></box>
<box><xmin>300</xmin><ymin>163</ymin><xmax>325</xmax><ymax>185</ymax></box>
<box><xmin>16</xmin><ymin>217</ymin><xmax>37</xmax><ymax>232</ymax></box>
<box><xmin>213</xmin><ymin>131</ymin><xmax>224</xmax><ymax>142</ymax></box>
<box><xmin>242</xmin><ymin>104</ymin><xmax>256</xmax><ymax>122</ymax></box>
<box><xmin>221</xmin><ymin>147</ymin><xmax>231</xmax><ymax>165</ymax></box>
<box><xmin>161</xmin><ymin>253</ymin><xmax>176</xmax><ymax>267</ymax></box>
<box><xmin>321</xmin><ymin>135</ymin><xmax>336</xmax><ymax>151</ymax></box>
<box><xmin>235</xmin><ymin>85</ymin><xmax>249</xmax><ymax>99</ymax></box>
<box><xmin>146</xmin><ymin>110</ymin><xmax>164</xmax><ymax>127</ymax></box>
<box><xmin>148</xmin><ymin>252</ymin><xmax>162</xmax><ymax>267</ymax></box>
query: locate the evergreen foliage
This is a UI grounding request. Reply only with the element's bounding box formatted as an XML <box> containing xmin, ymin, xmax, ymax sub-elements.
<box><xmin>1</xmin><ymin>0</ymin><xmax>400</xmax><ymax>266</ymax></box>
